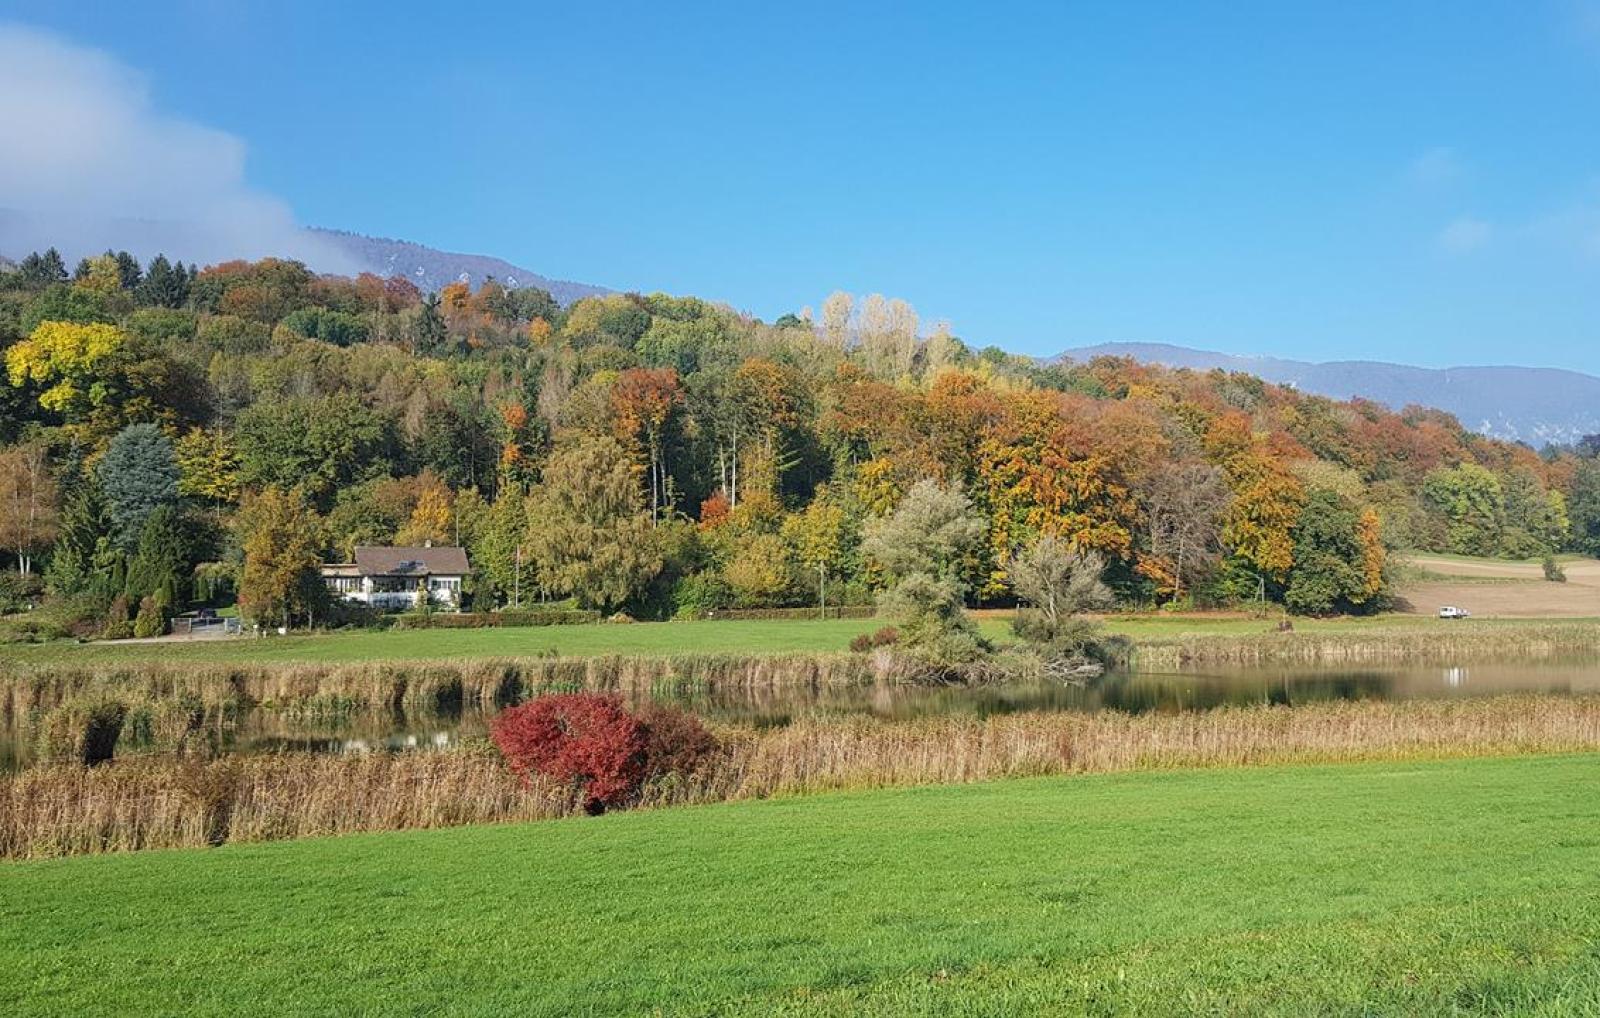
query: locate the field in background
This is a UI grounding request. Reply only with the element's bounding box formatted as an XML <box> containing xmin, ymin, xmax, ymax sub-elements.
<box><xmin>1396</xmin><ymin>552</ymin><xmax>1600</xmax><ymax>618</ymax></box>
<box><xmin>4</xmin><ymin>755</ymin><xmax>1598</xmax><ymax>1015</ymax></box>
<box><xmin>0</xmin><ymin>611</ymin><xmax>1587</xmax><ymax>667</ymax></box>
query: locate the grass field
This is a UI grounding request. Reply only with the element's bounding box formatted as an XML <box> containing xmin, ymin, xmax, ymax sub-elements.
<box><xmin>4</xmin><ymin>754</ymin><xmax>1599</xmax><ymax>1015</ymax></box>
<box><xmin>2</xmin><ymin>610</ymin><xmax>1587</xmax><ymax>667</ymax></box>
<box><xmin>1396</xmin><ymin>552</ymin><xmax>1600</xmax><ymax>618</ymax></box>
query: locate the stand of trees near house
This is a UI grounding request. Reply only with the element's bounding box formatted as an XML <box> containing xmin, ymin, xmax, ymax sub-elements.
<box><xmin>0</xmin><ymin>245</ymin><xmax>1594</xmax><ymax>640</ymax></box>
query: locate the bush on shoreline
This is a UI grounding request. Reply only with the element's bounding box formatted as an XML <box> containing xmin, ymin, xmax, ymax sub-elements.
<box><xmin>490</xmin><ymin>693</ymin><xmax>719</xmax><ymax>813</ymax></box>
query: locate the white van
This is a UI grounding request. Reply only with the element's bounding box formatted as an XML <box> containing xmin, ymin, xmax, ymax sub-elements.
<box><xmin>1438</xmin><ymin>606</ymin><xmax>1471</xmax><ymax>619</ymax></box>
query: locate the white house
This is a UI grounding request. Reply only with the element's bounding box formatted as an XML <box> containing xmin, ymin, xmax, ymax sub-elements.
<box><xmin>321</xmin><ymin>545</ymin><xmax>469</xmax><ymax>611</ymax></box>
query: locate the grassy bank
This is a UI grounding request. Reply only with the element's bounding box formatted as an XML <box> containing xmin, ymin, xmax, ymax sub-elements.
<box><xmin>7</xmin><ymin>694</ymin><xmax>1600</xmax><ymax>859</ymax></box>
<box><xmin>4</xmin><ymin>754</ymin><xmax>1600</xmax><ymax>1014</ymax></box>
<box><xmin>1</xmin><ymin>612</ymin><xmax>1593</xmax><ymax>669</ymax></box>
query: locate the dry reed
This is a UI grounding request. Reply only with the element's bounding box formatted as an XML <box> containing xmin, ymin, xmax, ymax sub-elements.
<box><xmin>1132</xmin><ymin>623</ymin><xmax>1600</xmax><ymax>670</ymax></box>
<box><xmin>0</xmin><ymin>654</ymin><xmax>905</xmax><ymax>721</ymax></box>
<box><xmin>5</xmin><ymin>693</ymin><xmax>1598</xmax><ymax>860</ymax></box>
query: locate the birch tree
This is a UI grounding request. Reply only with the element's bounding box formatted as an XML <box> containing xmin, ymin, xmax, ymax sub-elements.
<box><xmin>0</xmin><ymin>443</ymin><xmax>59</xmax><ymax>574</ymax></box>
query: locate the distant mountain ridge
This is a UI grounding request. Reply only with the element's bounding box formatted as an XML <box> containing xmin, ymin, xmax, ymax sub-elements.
<box><xmin>1054</xmin><ymin>342</ymin><xmax>1600</xmax><ymax>446</ymax></box>
<box><xmin>308</xmin><ymin>228</ymin><xmax>611</xmax><ymax>306</ymax></box>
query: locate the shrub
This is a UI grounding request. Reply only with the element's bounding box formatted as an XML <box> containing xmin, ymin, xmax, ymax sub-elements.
<box><xmin>1543</xmin><ymin>555</ymin><xmax>1567</xmax><ymax>583</ymax></box>
<box><xmin>635</xmin><ymin>703</ymin><xmax>720</xmax><ymax>780</ymax></box>
<box><xmin>671</xmin><ymin>573</ymin><xmax>732</xmax><ymax>619</ymax></box>
<box><xmin>491</xmin><ymin>694</ymin><xmax>647</xmax><ymax>813</ymax></box>
<box><xmin>0</xmin><ymin>570</ymin><xmax>44</xmax><ymax>614</ymax></box>
<box><xmin>391</xmin><ymin>609</ymin><xmax>600</xmax><ymax>630</ymax></box>
<box><xmin>37</xmin><ymin>696</ymin><xmax>126</xmax><ymax>765</ymax></box>
<box><xmin>490</xmin><ymin>693</ymin><xmax>718</xmax><ymax>813</ymax></box>
<box><xmin>849</xmin><ymin>625</ymin><xmax>900</xmax><ymax>653</ymax></box>
<box><xmin>102</xmin><ymin>594</ymin><xmax>134</xmax><ymax>640</ymax></box>
<box><xmin>0</xmin><ymin>593</ymin><xmax>104</xmax><ymax>643</ymax></box>
<box><xmin>707</xmin><ymin>606</ymin><xmax>876</xmax><ymax>621</ymax></box>
<box><xmin>132</xmin><ymin>594</ymin><xmax>169</xmax><ymax>638</ymax></box>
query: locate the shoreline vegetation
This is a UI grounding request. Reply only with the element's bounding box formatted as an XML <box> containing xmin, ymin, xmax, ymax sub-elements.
<box><xmin>5</xmin><ymin>693</ymin><xmax>1600</xmax><ymax>860</ymax></box>
<box><xmin>3</xmin><ymin>617</ymin><xmax>1598</xmax><ymax>716</ymax></box>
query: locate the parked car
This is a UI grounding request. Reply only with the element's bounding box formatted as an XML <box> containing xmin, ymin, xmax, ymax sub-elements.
<box><xmin>1438</xmin><ymin>606</ymin><xmax>1471</xmax><ymax>619</ymax></box>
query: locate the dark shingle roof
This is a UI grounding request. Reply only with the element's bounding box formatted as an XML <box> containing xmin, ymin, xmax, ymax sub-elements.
<box><xmin>352</xmin><ymin>546</ymin><xmax>470</xmax><ymax>577</ymax></box>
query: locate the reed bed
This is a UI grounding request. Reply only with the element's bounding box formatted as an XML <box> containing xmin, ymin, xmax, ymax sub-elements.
<box><xmin>6</xmin><ymin>693</ymin><xmax>1598</xmax><ymax>860</ymax></box>
<box><xmin>1132</xmin><ymin>623</ymin><xmax>1600</xmax><ymax>669</ymax></box>
<box><xmin>0</xmin><ymin>653</ymin><xmax>908</xmax><ymax>720</ymax></box>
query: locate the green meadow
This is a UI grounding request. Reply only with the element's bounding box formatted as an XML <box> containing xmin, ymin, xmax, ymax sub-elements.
<box><xmin>4</xmin><ymin>754</ymin><xmax>1599</xmax><ymax>1016</ymax></box>
<box><xmin>0</xmin><ymin>611</ymin><xmax>1576</xmax><ymax>666</ymax></box>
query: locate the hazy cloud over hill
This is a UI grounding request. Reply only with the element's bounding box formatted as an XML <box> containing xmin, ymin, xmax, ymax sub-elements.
<box><xmin>0</xmin><ymin>22</ymin><xmax>356</xmax><ymax>271</ymax></box>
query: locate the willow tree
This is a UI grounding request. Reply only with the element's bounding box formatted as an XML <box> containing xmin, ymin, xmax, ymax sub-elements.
<box><xmin>524</xmin><ymin>436</ymin><xmax>662</xmax><ymax>613</ymax></box>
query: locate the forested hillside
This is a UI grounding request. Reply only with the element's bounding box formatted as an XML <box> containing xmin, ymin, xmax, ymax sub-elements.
<box><xmin>1</xmin><ymin>246</ymin><xmax>1596</xmax><ymax>639</ymax></box>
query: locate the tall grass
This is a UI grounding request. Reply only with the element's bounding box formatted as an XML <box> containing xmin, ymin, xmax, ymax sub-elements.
<box><xmin>0</xmin><ymin>654</ymin><xmax>905</xmax><ymax>721</ymax></box>
<box><xmin>5</xmin><ymin>694</ymin><xmax>1598</xmax><ymax>859</ymax></box>
<box><xmin>1132</xmin><ymin>623</ymin><xmax>1600</xmax><ymax>669</ymax></box>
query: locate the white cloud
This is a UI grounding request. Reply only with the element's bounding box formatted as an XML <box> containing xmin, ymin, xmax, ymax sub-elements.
<box><xmin>1407</xmin><ymin>147</ymin><xmax>1462</xmax><ymax>187</ymax></box>
<box><xmin>0</xmin><ymin>22</ymin><xmax>356</xmax><ymax>271</ymax></box>
<box><xmin>1437</xmin><ymin>217</ymin><xmax>1491</xmax><ymax>255</ymax></box>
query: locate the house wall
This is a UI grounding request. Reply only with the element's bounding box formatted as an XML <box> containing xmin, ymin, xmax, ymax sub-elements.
<box><xmin>321</xmin><ymin>574</ymin><xmax>465</xmax><ymax>611</ymax></box>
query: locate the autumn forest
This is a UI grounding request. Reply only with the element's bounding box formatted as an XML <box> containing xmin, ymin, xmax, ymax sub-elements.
<box><xmin>0</xmin><ymin>246</ymin><xmax>1594</xmax><ymax>644</ymax></box>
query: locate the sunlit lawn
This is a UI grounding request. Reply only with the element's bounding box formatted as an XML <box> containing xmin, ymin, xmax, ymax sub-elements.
<box><xmin>3</xmin><ymin>754</ymin><xmax>1598</xmax><ymax>1015</ymax></box>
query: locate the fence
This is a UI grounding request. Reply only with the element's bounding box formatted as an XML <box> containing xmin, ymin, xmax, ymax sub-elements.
<box><xmin>169</xmin><ymin>616</ymin><xmax>242</xmax><ymax>639</ymax></box>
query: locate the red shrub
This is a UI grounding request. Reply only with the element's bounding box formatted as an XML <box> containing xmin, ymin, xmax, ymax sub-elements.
<box><xmin>635</xmin><ymin>703</ymin><xmax>719</xmax><ymax>779</ymax></box>
<box><xmin>490</xmin><ymin>694</ymin><xmax>646</xmax><ymax>812</ymax></box>
<box><xmin>851</xmin><ymin>625</ymin><xmax>900</xmax><ymax>653</ymax></box>
<box><xmin>490</xmin><ymin>694</ymin><xmax>719</xmax><ymax>813</ymax></box>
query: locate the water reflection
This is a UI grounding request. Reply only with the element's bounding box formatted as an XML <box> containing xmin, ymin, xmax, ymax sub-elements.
<box><xmin>3</xmin><ymin>658</ymin><xmax>1597</xmax><ymax>771</ymax></box>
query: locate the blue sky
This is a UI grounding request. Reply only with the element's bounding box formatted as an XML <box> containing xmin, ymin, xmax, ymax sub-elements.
<box><xmin>4</xmin><ymin>2</ymin><xmax>1600</xmax><ymax>370</ymax></box>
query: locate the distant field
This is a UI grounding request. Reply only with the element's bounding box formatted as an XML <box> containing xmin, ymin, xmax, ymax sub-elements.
<box><xmin>4</xmin><ymin>755</ymin><xmax>1598</xmax><ymax>1015</ymax></box>
<box><xmin>1396</xmin><ymin>552</ymin><xmax>1600</xmax><ymax>618</ymax></box>
<box><xmin>0</xmin><ymin>611</ymin><xmax>1571</xmax><ymax>667</ymax></box>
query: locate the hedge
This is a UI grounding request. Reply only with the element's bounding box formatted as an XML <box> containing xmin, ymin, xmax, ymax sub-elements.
<box><xmin>698</xmin><ymin>606</ymin><xmax>876</xmax><ymax>622</ymax></box>
<box><xmin>390</xmin><ymin>610</ymin><xmax>601</xmax><ymax>630</ymax></box>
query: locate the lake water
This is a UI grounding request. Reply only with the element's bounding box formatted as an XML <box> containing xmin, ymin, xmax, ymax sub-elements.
<box><xmin>4</xmin><ymin>658</ymin><xmax>1598</xmax><ymax>772</ymax></box>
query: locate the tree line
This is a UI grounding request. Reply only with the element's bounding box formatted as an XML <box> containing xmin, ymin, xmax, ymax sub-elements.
<box><xmin>0</xmin><ymin>245</ymin><xmax>1595</xmax><ymax>639</ymax></box>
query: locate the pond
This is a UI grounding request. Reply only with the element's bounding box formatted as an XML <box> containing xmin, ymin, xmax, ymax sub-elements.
<box><xmin>4</xmin><ymin>658</ymin><xmax>1599</xmax><ymax>772</ymax></box>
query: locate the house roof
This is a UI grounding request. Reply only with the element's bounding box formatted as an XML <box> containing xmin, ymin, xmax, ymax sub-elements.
<box><xmin>352</xmin><ymin>546</ymin><xmax>470</xmax><ymax>577</ymax></box>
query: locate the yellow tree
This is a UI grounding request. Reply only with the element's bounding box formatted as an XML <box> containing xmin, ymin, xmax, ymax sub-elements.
<box><xmin>236</xmin><ymin>487</ymin><xmax>325</xmax><ymax>629</ymax></box>
<box><xmin>782</xmin><ymin>490</ymin><xmax>849</xmax><ymax>615</ymax></box>
<box><xmin>175</xmin><ymin>428</ymin><xmax>241</xmax><ymax>509</ymax></box>
<box><xmin>395</xmin><ymin>471</ymin><xmax>454</xmax><ymax>546</ymax></box>
<box><xmin>5</xmin><ymin>321</ymin><xmax>126</xmax><ymax>418</ymax></box>
<box><xmin>76</xmin><ymin>254</ymin><xmax>124</xmax><ymax>295</ymax></box>
<box><xmin>1358</xmin><ymin>507</ymin><xmax>1386</xmax><ymax>599</ymax></box>
<box><xmin>1207</xmin><ymin>412</ymin><xmax>1307</xmax><ymax>583</ymax></box>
